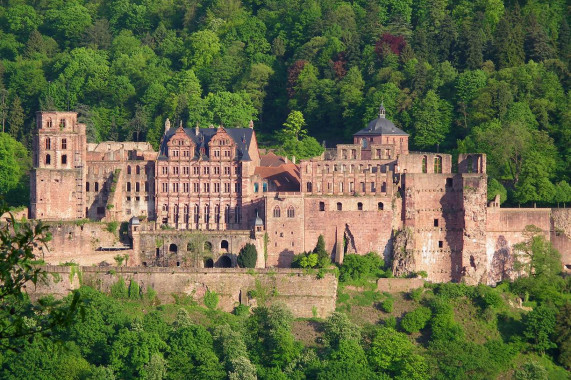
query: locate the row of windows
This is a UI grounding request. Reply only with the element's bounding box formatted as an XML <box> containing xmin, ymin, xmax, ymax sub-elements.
<box><xmin>254</xmin><ymin>183</ymin><xmax>268</xmax><ymax>192</ymax></box>
<box><xmin>272</xmin><ymin>206</ymin><xmax>295</xmax><ymax>218</ymax></box>
<box><xmin>125</xmin><ymin>182</ymin><xmax>150</xmax><ymax>192</ymax></box>
<box><xmin>44</xmin><ymin>137</ymin><xmax>67</xmax><ymax>150</ymax></box>
<box><xmin>162</xmin><ymin>204</ymin><xmax>241</xmax><ymax>224</ymax></box>
<box><xmin>160</xmin><ymin>182</ymin><xmax>239</xmax><ymax>193</ymax></box>
<box><xmin>44</xmin><ymin>154</ymin><xmax>67</xmax><ymax>165</ymax></box>
<box><xmin>317</xmin><ymin>201</ymin><xmax>384</xmax><ymax>211</ymax></box>
<box><xmin>421</xmin><ymin>156</ymin><xmax>443</xmax><ymax>173</ymax></box>
<box><xmin>308</xmin><ymin>163</ymin><xmax>390</xmax><ymax>174</ymax></box>
<box><xmin>168</xmin><ymin>148</ymin><xmax>232</xmax><ymax>158</ymax></box>
<box><xmin>126</xmin><ymin>165</ymin><xmax>151</xmax><ymax>175</ymax></box>
<box><xmin>44</xmin><ymin>118</ymin><xmax>67</xmax><ymax>129</ymax></box>
<box><xmin>305</xmin><ymin>181</ymin><xmax>386</xmax><ymax>193</ymax></box>
<box><xmin>160</xmin><ymin>166</ymin><xmax>238</xmax><ymax>175</ymax></box>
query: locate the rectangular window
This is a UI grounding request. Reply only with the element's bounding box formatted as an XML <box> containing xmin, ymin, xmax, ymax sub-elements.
<box><xmin>183</xmin><ymin>183</ymin><xmax>189</xmax><ymax>192</ymax></box>
<box><xmin>214</xmin><ymin>150</ymin><xmax>220</xmax><ymax>157</ymax></box>
<box><xmin>224</xmin><ymin>183</ymin><xmax>230</xmax><ymax>193</ymax></box>
<box><xmin>173</xmin><ymin>183</ymin><xmax>179</xmax><ymax>192</ymax></box>
<box><xmin>434</xmin><ymin>219</ymin><xmax>439</xmax><ymax>227</ymax></box>
<box><xmin>183</xmin><ymin>167</ymin><xmax>189</xmax><ymax>175</ymax></box>
<box><xmin>162</xmin><ymin>183</ymin><xmax>168</xmax><ymax>192</ymax></box>
<box><xmin>224</xmin><ymin>150</ymin><xmax>230</xmax><ymax>157</ymax></box>
<box><xmin>214</xmin><ymin>167</ymin><xmax>220</xmax><ymax>175</ymax></box>
<box><xmin>203</xmin><ymin>183</ymin><xmax>210</xmax><ymax>192</ymax></box>
<box><xmin>193</xmin><ymin>183</ymin><xmax>199</xmax><ymax>192</ymax></box>
<box><xmin>319</xmin><ymin>202</ymin><xmax>325</xmax><ymax>211</ymax></box>
<box><xmin>214</xmin><ymin>183</ymin><xmax>220</xmax><ymax>192</ymax></box>
<box><xmin>173</xmin><ymin>167</ymin><xmax>179</xmax><ymax>175</ymax></box>
<box><xmin>162</xmin><ymin>167</ymin><xmax>168</xmax><ymax>175</ymax></box>
<box><xmin>204</xmin><ymin>167</ymin><xmax>210</xmax><ymax>175</ymax></box>
<box><xmin>370</xmin><ymin>182</ymin><xmax>376</xmax><ymax>192</ymax></box>
<box><xmin>224</xmin><ymin>166</ymin><xmax>230</xmax><ymax>175</ymax></box>
<box><xmin>62</xmin><ymin>139</ymin><xmax>67</xmax><ymax>149</ymax></box>
<box><xmin>235</xmin><ymin>182</ymin><xmax>241</xmax><ymax>193</ymax></box>
<box><xmin>193</xmin><ymin>167</ymin><xmax>199</xmax><ymax>175</ymax></box>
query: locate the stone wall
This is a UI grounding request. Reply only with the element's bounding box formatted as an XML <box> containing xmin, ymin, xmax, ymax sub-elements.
<box><xmin>37</xmin><ymin>222</ymin><xmax>132</xmax><ymax>266</ymax></box>
<box><xmin>30</xmin><ymin>266</ymin><xmax>338</xmax><ymax>318</ymax></box>
<box><xmin>552</xmin><ymin>208</ymin><xmax>571</xmax><ymax>271</ymax></box>
<box><xmin>377</xmin><ymin>278</ymin><xmax>425</xmax><ymax>293</ymax></box>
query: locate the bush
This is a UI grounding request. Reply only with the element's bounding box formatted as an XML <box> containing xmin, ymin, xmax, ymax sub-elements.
<box><xmin>409</xmin><ymin>288</ymin><xmax>423</xmax><ymax>302</ymax></box>
<box><xmin>400</xmin><ymin>306</ymin><xmax>432</xmax><ymax>333</ymax></box>
<box><xmin>204</xmin><ymin>290</ymin><xmax>219</xmax><ymax>309</ymax></box>
<box><xmin>234</xmin><ymin>304</ymin><xmax>250</xmax><ymax>316</ymax></box>
<box><xmin>128</xmin><ymin>280</ymin><xmax>140</xmax><ymax>300</ymax></box>
<box><xmin>380</xmin><ymin>298</ymin><xmax>394</xmax><ymax>313</ymax></box>
<box><xmin>339</xmin><ymin>252</ymin><xmax>385</xmax><ymax>282</ymax></box>
<box><xmin>237</xmin><ymin>243</ymin><xmax>257</xmax><ymax>268</ymax></box>
<box><xmin>111</xmin><ymin>277</ymin><xmax>128</xmax><ymax>299</ymax></box>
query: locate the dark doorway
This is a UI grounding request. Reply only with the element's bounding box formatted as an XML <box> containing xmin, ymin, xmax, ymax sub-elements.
<box><xmin>218</xmin><ymin>255</ymin><xmax>232</xmax><ymax>268</ymax></box>
<box><xmin>169</xmin><ymin>243</ymin><xmax>178</xmax><ymax>253</ymax></box>
<box><xmin>204</xmin><ymin>258</ymin><xmax>214</xmax><ymax>268</ymax></box>
<box><xmin>221</xmin><ymin>240</ymin><xmax>229</xmax><ymax>252</ymax></box>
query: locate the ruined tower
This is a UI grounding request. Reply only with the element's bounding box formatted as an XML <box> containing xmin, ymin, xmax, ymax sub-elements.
<box><xmin>30</xmin><ymin>111</ymin><xmax>87</xmax><ymax>220</ymax></box>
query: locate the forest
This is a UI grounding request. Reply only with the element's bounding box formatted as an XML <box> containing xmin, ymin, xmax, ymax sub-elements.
<box><xmin>0</xmin><ymin>0</ymin><xmax>569</xmax><ymax>207</ymax></box>
<box><xmin>0</xmin><ymin>214</ymin><xmax>569</xmax><ymax>379</ymax></box>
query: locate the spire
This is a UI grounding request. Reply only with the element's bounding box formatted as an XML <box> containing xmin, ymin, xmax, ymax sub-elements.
<box><xmin>379</xmin><ymin>103</ymin><xmax>386</xmax><ymax>119</ymax></box>
<box><xmin>179</xmin><ymin>119</ymin><xmax>183</xmax><ymax>128</ymax></box>
<box><xmin>164</xmin><ymin>118</ymin><xmax>171</xmax><ymax>135</ymax></box>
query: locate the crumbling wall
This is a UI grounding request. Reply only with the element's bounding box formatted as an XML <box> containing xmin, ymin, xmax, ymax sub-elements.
<box><xmin>30</xmin><ymin>266</ymin><xmax>338</xmax><ymax>318</ymax></box>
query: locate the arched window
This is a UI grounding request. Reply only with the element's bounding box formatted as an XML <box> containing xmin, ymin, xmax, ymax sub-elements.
<box><xmin>194</xmin><ymin>204</ymin><xmax>200</xmax><ymax>222</ymax></box>
<box><xmin>225</xmin><ymin>205</ymin><xmax>231</xmax><ymax>223</ymax></box>
<box><xmin>422</xmin><ymin>156</ymin><xmax>427</xmax><ymax>173</ymax></box>
<box><xmin>95</xmin><ymin>182</ymin><xmax>99</xmax><ymax>192</ymax></box>
<box><xmin>337</xmin><ymin>202</ymin><xmax>342</xmax><ymax>211</ymax></box>
<box><xmin>86</xmin><ymin>182</ymin><xmax>90</xmax><ymax>192</ymax></box>
<box><xmin>357</xmin><ymin>202</ymin><xmax>363</xmax><ymax>211</ymax></box>
<box><xmin>136</xmin><ymin>165</ymin><xmax>140</xmax><ymax>175</ymax></box>
<box><xmin>135</xmin><ymin>182</ymin><xmax>140</xmax><ymax>192</ymax></box>
<box><xmin>215</xmin><ymin>204</ymin><xmax>220</xmax><ymax>222</ymax></box>
<box><xmin>306</xmin><ymin>182</ymin><xmax>312</xmax><ymax>192</ymax></box>
<box><xmin>378</xmin><ymin>202</ymin><xmax>384</xmax><ymax>210</ymax></box>
<box><xmin>169</xmin><ymin>243</ymin><xmax>178</xmax><ymax>253</ymax></box>
<box><xmin>273</xmin><ymin>206</ymin><xmax>281</xmax><ymax>218</ymax></box>
<box><xmin>204</xmin><ymin>241</ymin><xmax>212</xmax><ymax>253</ymax></box>
<box><xmin>45</xmin><ymin>138</ymin><xmax>51</xmax><ymax>150</ymax></box>
<box><xmin>61</xmin><ymin>155</ymin><xmax>67</xmax><ymax>164</ymax></box>
<box><xmin>127</xmin><ymin>182</ymin><xmax>131</xmax><ymax>192</ymax></box>
<box><xmin>45</xmin><ymin>154</ymin><xmax>51</xmax><ymax>165</ymax></box>
<box><xmin>204</xmin><ymin>205</ymin><xmax>210</xmax><ymax>223</ymax></box>
<box><xmin>59</xmin><ymin>119</ymin><xmax>66</xmax><ymax>128</ymax></box>
<box><xmin>221</xmin><ymin>240</ymin><xmax>229</xmax><ymax>251</ymax></box>
<box><xmin>127</xmin><ymin>166</ymin><xmax>131</xmax><ymax>175</ymax></box>
<box><xmin>61</xmin><ymin>139</ymin><xmax>67</xmax><ymax>149</ymax></box>
<box><xmin>287</xmin><ymin>206</ymin><xmax>295</xmax><ymax>218</ymax></box>
<box><xmin>434</xmin><ymin>156</ymin><xmax>442</xmax><ymax>173</ymax></box>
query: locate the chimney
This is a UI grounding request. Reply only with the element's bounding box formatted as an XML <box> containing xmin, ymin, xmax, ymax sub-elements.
<box><xmin>292</xmin><ymin>156</ymin><xmax>296</xmax><ymax>164</ymax></box>
<box><xmin>195</xmin><ymin>122</ymin><xmax>199</xmax><ymax>135</ymax></box>
<box><xmin>249</xmin><ymin>120</ymin><xmax>254</xmax><ymax>129</ymax></box>
<box><xmin>164</xmin><ymin>118</ymin><xmax>171</xmax><ymax>135</ymax></box>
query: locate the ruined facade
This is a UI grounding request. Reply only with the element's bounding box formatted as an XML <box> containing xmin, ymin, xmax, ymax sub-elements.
<box><xmin>30</xmin><ymin>108</ymin><xmax>570</xmax><ymax>284</ymax></box>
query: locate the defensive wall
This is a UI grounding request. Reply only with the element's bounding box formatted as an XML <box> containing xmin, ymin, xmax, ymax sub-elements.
<box><xmin>30</xmin><ymin>266</ymin><xmax>337</xmax><ymax>318</ymax></box>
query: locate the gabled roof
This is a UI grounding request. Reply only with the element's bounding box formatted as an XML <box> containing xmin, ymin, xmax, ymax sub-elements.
<box><xmin>158</xmin><ymin>127</ymin><xmax>254</xmax><ymax>161</ymax></box>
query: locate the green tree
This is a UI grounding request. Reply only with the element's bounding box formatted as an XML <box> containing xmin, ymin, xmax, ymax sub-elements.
<box><xmin>44</xmin><ymin>3</ymin><xmax>93</xmax><ymax>45</ymax></box>
<box><xmin>237</xmin><ymin>243</ymin><xmax>258</xmax><ymax>268</ymax></box>
<box><xmin>513</xmin><ymin>225</ymin><xmax>562</xmax><ymax>279</ymax></box>
<box><xmin>400</xmin><ymin>306</ymin><xmax>432</xmax><ymax>333</ymax></box>
<box><xmin>523</xmin><ymin>305</ymin><xmax>557</xmax><ymax>354</ymax></box>
<box><xmin>279</xmin><ymin>110</ymin><xmax>307</xmax><ymax>141</ymax></box>
<box><xmin>0</xmin><ymin>133</ymin><xmax>28</xmax><ymax>194</ymax></box>
<box><xmin>411</xmin><ymin>90</ymin><xmax>451</xmax><ymax>150</ymax></box>
<box><xmin>5</xmin><ymin>5</ymin><xmax>42</xmax><ymax>37</ymax></box>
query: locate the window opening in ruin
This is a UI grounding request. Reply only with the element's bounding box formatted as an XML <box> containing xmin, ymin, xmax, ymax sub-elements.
<box><xmin>156</xmin><ymin>248</ymin><xmax>160</xmax><ymax>258</ymax></box>
<box><xmin>176</xmin><ymin>261</ymin><xmax>180</xmax><ymax>267</ymax></box>
<box><xmin>254</xmin><ymin>183</ymin><xmax>259</xmax><ymax>193</ymax></box>
<box><xmin>422</xmin><ymin>156</ymin><xmax>427</xmax><ymax>173</ymax></box>
<box><xmin>263</xmin><ymin>183</ymin><xmax>268</xmax><ymax>192</ymax></box>
<box><xmin>434</xmin><ymin>219</ymin><xmax>439</xmax><ymax>227</ymax></box>
<box><xmin>86</xmin><ymin>182</ymin><xmax>90</xmax><ymax>191</ymax></box>
<box><xmin>378</xmin><ymin>202</ymin><xmax>384</xmax><ymax>210</ymax></box>
<box><xmin>136</xmin><ymin>165</ymin><xmax>140</xmax><ymax>175</ymax></box>
<box><xmin>221</xmin><ymin>240</ymin><xmax>229</xmax><ymax>252</ymax></box>
<box><xmin>434</xmin><ymin>156</ymin><xmax>442</xmax><ymax>173</ymax></box>
<box><xmin>204</xmin><ymin>258</ymin><xmax>214</xmax><ymax>268</ymax></box>
<box><xmin>95</xmin><ymin>182</ymin><xmax>99</xmax><ymax>192</ymax></box>
<box><xmin>142</xmin><ymin>262</ymin><xmax>147</xmax><ymax>267</ymax></box>
<box><xmin>307</xmin><ymin>182</ymin><xmax>312</xmax><ymax>192</ymax></box>
<box><xmin>273</xmin><ymin>206</ymin><xmax>281</xmax><ymax>218</ymax></box>
<box><xmin>47</xmin><ymin>118</ymin><xmax>52</xmax><ymax>128</ymax></box>
<box><xmin>218</xmin><ymin>255</ymin><xmax>232</xmax><ymax>268</ymax></box>
<box><xmin>466</xmin><ymin>156</ymin><xmax>473</xmax><ymax>173</ymax></box>
<box><xmin>135</xmin><ymin>182</ymin><xmax>140</xmax><ymax>192</ymax></box>
<box><xmin>438</xmin><ymin>241</ymin><xmax>443</xmax><ymax>248</ymax></box>
<box><xmin>319</xmin><ymin>202</ymin><xmax>325</xmax><ymax>211</ymax></box>
<box><xmin>357</xmin><ymin>202</ymin><xmax>363</xmax><ymax>211</ymax></box>
<box><xmin>169</xmin><ymin>243</ymin><xmax>177</xmax><ymax>253</ymax></box>
<box><xmin>287</xmin><ymin>206</ymin><xmax>295</xmax><ymax>218</ymax></box>
<box><xmin>62</xmin><ymin>139</ymin><xmax>67</xmax><ymax>149</ymax></box>
<box><xmin>127</xmin><ymin>182</ymin><xmax>131</xmax><ymax>192</ymax></box>
<box><xmin>62</xmin><ymin>155</ymin><xmax>67</xmax><ymax>164</ymax></box>
<box><xmin>45</xmin><ymin>138</ymin><xmax>51</xmax><ymax>150</ymax></box>
<box><xmin>337</xmin><ymin>202</ymin><xmax>342</xmax><ymax>211</ymax></box>
<box><xmin>127</xmin><ymin>166</ymin><xmax>131</xmax><ymax>174</ymax></box>
<box><xmin>446</xmin><ymin>178</ymin><xmax>453</xmax><ymax>187</ymax></box>
<box><xmin>60</xmin><ymin>119</ymin><xmax>66</xmax><ymax>128</ymax></box>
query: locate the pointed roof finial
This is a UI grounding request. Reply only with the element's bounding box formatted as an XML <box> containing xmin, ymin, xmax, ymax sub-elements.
<box><xmin>249</xmin><ymin>120</ymin><xmax>254</xmax><ymax>129</ymax></box>
<box><xmin>179</xmin><ymin>119</ymin><xmax>183</xmax><ymax>128</ymax></box>
<box><xmin>379</xmin><ymin>102</ymin><xmax>386</xmax><ymax>119</ymax></box>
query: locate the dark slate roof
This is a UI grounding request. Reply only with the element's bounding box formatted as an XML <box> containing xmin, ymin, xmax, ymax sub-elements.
<box><xmin>158</xmin><ymin>127</ymin><xmax>254</xmax><ymax>161</ymax></box>
<box><xmin>354</xmin><ymin>116</ymin><xmax>408</xmax><ymax>137</ymax></box>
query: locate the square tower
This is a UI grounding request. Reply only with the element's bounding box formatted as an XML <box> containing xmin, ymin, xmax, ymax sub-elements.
<box><xmin>30</xmin><ymin>112</ymin><xmax>87</xmax><ymax>220</ymax></box>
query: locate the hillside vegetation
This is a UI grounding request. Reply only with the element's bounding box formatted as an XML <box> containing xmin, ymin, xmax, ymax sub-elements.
<box><xmin>0</xmin><ymin>0</ymin><xmax>569</xmax><ymax>207</ymax></box>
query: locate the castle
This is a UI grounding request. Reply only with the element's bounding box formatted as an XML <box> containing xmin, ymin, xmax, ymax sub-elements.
<box><xmin>29</xmin><ymin>108</ymin><xmax>570</xmax><ymax>285</ymax></box>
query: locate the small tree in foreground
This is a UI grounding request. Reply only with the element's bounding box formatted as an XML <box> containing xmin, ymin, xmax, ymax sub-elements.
<box><xmin>238</xmin><ymin>243</ymin><xmax>257</xmax><ymax>268</ymax></box>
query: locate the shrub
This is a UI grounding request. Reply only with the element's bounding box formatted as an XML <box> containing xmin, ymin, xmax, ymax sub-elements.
<box><xmin>400</xmin><ymin>306</ymin><xmax>432</xmax><ymax>333</ymax></box>
<box><xmin>339</xmin><ymin>252</ymin><xmax>385</xmax><ymax>282</ymax></box>
<box><xmin>384</xmin><ymin>316</ymin><xmax>397</xmax><ymax>329</ymax></box>
<box><xmin>234</xmin><ymin>304</ymin><xmax>250</xmax><ymax>316</ymax></box>
<box><xmin>111</xmin><ymin>277</ymin><xmax>128</xmax><ymax>299</ymax></box>
<box><xmin>409</xmin><ymin>288</ymin><xmax>423</xmax><ymax>302</ymax></box>
<box><xmin>106</xmin><ymin>221</ymin><xmax>119</xmax><ymax>233</ymax></box>
<box><xmin>204</xmin><ymin>290</ymin><xmax>219</xmax><ymax>309</ymax></box>
<box><xmin>380</xmin><ymin>298</ymin><xmax>394</xmax><ymax>313</ymax></box>
<box><xmin>128</xmin><ymin>280</ymin><xmax>140</xmax><ymax>300</ymax></box>
<box><xmin>237</xmin><ymin>243</ymin><xmax>257</xmax><ymax>268</ymax></box>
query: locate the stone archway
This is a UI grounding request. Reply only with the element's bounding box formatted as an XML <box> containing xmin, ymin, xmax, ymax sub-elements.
<box><xmin>221</xmin><ymin>240</ymin><xmax>229</xmax><ymax>253</ymax></box>
<box><xmin>169</xmin><ymin>243</ymin><xmax>178</xmax><ymax>253</ymax></box>
<box><xmin>218</xmin><ymin>255</ymin><xmax>232</xmax><ymax>268</ymax></box>
<box><xmin>204</xmin><ymin>258</ymin><xmax>214</xmax><ymax>268</ymax></box>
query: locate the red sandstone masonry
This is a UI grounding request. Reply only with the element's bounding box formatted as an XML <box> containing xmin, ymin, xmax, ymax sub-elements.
<box><xmin>30</xmin><ymin>266</ymin><xmax>338</xmax><ymax>318</ymax></box>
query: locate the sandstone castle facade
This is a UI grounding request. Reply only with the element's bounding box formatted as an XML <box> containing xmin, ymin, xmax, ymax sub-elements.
<box><xmin>29</xmin><ymin>109</ymin><xmax>570</xmax><ymax>285</ymax></box>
